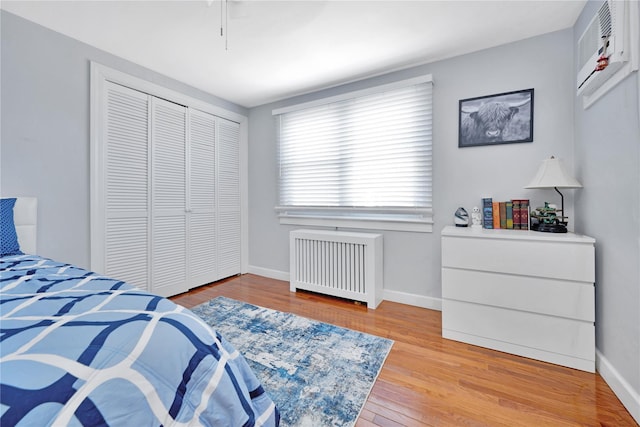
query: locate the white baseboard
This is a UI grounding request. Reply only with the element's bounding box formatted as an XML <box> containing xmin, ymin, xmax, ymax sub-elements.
<box><xmin>596</xmin><ymin>349</ymin><xmax>640</xmax><ymax>425</ymax></box>
<box><xmin>246</xmin><ymin>266</ymin><xmax>442</xmax><ymax>311</ymax></box>
<box><xmin>382</xmin><ymin>289</ymin><xmax>442</xmax><ymax>311</ymax></box>
<box><xmin>247</xmin><ymin>265</ymin><xmax>290</xmax><ymax>282</ymax></box>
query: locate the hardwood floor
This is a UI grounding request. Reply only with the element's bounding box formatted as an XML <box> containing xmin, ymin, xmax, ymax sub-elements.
<box><xmin>170</xmin><ymin>274</ymin><xmax>637</xmax><ymax>427</ymax></box>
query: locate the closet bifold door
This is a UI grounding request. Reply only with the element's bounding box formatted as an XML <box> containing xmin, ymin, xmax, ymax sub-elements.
<box><xmin>188</xmin><ymin>109</ymin><xmax>217</xmax><ymax>287</ymax></box>
<box><xmin>151</xmin><ymin>97</ymin><xmax>188</xmax><ymax>297</ymax></box>
<box><xmin>95</xmin><ymin>78</ymin><xmax>241</xmax><ymax>296</ymax></box>
<box><xmin>217</xmin><ymin>118</ymin><xmax>241</xmax><ymax>279</ymax></box>
<box><xmin>102</xmin><ymin>82</ymin><xmax>150</xmax><ymax>291</ymax></box>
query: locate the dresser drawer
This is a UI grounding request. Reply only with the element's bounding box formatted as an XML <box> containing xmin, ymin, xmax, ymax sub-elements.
<box><xmin>442</xmin><ymin>299</ymin><xmax>595</xmax><ymax>362</ymax></box>
<box><xmin>442</xmin><ymin>268</ymin><xmax>594</xmax><ymax>321</ymax></box>
<box><xmin>442</xmin><ymin>235</ymin><xmax>595</xmax><ymax>282</ymax></box>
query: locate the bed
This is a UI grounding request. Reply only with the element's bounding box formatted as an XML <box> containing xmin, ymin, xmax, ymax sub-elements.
<box><xmin>0</xmin><ymin>197</ymin><xmax>280</xmax><ymax>426</ymax></box>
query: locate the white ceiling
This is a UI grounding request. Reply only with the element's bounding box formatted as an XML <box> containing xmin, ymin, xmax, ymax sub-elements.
<box><xmin>2</xmin><ymin>0</ymin><xmax>586</xmax><ymax>108</ymax></box>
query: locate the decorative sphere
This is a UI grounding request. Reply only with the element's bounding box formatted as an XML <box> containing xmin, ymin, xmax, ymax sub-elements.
<box><xmin>455</xmin><ymin>207</ymin><xmax>469</xmax><ymax>227</ymax></box>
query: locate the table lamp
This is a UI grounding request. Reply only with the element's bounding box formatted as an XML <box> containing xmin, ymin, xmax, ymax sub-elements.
<box><xmin>525</xmin><ymin>156</ymin><xmax>582</xmax><ymax>233</ymax></box>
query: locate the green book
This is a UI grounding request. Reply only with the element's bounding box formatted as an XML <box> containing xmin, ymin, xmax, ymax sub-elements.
<box><xmin>506</xmin><ymin>201</ymin><xmax>513</xmax><ymax>229</ymax></box>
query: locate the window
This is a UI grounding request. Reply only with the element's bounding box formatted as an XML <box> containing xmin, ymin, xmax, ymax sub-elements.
<box><xmin>274</xmin><ymin>75</ymin><xmax>433</xmax><ymax>232</ymax></box>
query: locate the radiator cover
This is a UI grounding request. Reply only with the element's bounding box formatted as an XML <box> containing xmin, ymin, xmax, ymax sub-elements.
<box><xmin>289</xmin><ymin>229</ymin><xmax>383</xmax><ymax>309</ymax></box>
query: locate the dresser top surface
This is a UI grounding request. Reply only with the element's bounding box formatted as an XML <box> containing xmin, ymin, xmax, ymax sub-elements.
<box><xmin>441</xmin><ymin>225</ymin><xmax>595</xmax><ymax>244</ymax></box>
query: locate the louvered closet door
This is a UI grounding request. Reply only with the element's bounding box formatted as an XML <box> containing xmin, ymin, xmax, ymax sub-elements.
<box><xmin>217</xmin><ymin>118</ymin><xmax>241</xmax><ymax>279</ymax></box>
<box><xmin>104</xmin><ymin>82</ymin><xmax>150</xmax><ymax>291</ymax></box>
<box><xmin>151</xmin><ymin>98</ymin><xmax>188</xmax><ymax>297</ymax></box>
<box><xmin>188</xmin><ymin>109</ymin><xmax>217</xmax><ymax>287</ymax></box>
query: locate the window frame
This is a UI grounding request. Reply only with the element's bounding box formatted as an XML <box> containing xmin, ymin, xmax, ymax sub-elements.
<box><xmin>273</xmin><ymin>75</ymin><xmax>433</xmax><ymax>233</ymax></box>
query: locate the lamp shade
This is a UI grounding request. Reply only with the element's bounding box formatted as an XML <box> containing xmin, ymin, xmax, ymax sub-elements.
<box><xmin>525</xmin><ymin>156</ymin><xmax>582</xmax><ymax>189</ymax></box>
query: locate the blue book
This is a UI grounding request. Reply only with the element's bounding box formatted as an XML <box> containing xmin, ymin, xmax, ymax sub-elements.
<box><xmin>482</xmin><ymin>198</ymin><xmax>493</xmax><ymax>229</ymax></box>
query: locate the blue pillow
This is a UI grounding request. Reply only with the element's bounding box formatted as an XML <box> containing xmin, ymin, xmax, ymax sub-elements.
<box><xmin>1</xmin><ymin>198</ymin><xmax>22</xmax><ymax>256</ymax></box>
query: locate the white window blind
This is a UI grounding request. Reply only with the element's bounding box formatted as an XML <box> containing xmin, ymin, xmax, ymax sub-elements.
<box><xmin>275</xmin><ymin>76</ymin><xmax>432</xmax><ymax>229</ymax></box>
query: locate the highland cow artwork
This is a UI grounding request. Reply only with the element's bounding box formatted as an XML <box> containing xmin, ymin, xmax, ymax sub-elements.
<box><xmin>459</xmin><ymin>89</ymin><xmax>534</xmax><ymax>147</ymax></box>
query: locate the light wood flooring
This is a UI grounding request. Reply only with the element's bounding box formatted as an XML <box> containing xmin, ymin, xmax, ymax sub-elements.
<box><xmin>170</xmin><ymin>274</ymin><xmax>637</xmax><ymax>427</ymax></box>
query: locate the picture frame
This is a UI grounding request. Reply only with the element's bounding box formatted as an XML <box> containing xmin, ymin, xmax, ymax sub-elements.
<box><xmin>458</xmin><ymin>88</ymin><xmax>534</xmax><ymax>148</ymax></box>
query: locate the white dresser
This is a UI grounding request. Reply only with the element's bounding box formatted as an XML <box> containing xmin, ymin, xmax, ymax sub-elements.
<box><xmin>441</xmin><ymin>225</ymin><xmax>595</xmax><ymax>372</ymax></box>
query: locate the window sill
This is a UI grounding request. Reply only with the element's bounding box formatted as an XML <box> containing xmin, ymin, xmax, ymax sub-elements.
<box><xmin>278</xmin><ymin>214</ymin><xmax>433</xmax><ymax>233</ymax></box>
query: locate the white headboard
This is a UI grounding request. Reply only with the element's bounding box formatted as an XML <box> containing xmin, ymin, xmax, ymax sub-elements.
<box><xmin>14</xmin><ymin>197</ymin><xmax>38</xmax><ymax>254</ymax></box>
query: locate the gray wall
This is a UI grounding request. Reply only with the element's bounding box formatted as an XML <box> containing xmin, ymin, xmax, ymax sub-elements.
<box><xmin>573</xmin><ymin>0</ymin><xmax>640</xmax><ymax>411</ymax></box>
<box><xmin>248</xmin><ymin>29</ymin><xmax>576</xmax><ymax>303</ymax></box>
<box><xmin>0</xmin><ymin>11</ymin><xmax>247</xmax><ymax>268</ymax></box>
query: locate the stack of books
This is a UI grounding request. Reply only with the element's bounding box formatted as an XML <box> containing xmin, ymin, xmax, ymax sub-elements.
<box><xmin>482</xmin><ymin>198</ymin><xmax>530</xmax><ymax>230</ymax></box>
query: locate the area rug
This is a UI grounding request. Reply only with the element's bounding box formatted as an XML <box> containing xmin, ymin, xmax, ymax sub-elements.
<box><xmin>191</xmin><ymin>296</ymin><xmax>393</xmax><ymax>427</ymax></box>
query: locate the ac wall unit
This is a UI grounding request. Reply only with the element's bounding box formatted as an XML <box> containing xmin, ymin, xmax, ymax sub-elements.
<box><xmin>576</xmin><ymin>0</ymin><xmax>631</xmax><ymax>96</ymax></box>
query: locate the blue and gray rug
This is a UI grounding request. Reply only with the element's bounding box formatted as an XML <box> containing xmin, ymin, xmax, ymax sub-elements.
<box><xmin>191</xmin><ymin>296</ymin><xmax>393</xmax><ymax>427</ymax></box>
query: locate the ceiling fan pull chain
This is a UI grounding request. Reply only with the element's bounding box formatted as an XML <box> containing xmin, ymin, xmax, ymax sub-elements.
<box><xmin>225</xmin><ymin>0</ymin><xmax>229</xmax><ymax>50</ymax></box>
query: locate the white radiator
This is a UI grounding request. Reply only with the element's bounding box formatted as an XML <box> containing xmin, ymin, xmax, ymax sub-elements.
<box><xmin>289</xmin><ymin>229</ymin><xmax>383</xmax><ymax>309</ymax></box>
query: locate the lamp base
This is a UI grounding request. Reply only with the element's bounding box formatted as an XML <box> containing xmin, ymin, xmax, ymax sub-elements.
<box><xmin>531</xmin><ymin>223</ymin><xmax>568</xmax><ymax>233</ymax></box>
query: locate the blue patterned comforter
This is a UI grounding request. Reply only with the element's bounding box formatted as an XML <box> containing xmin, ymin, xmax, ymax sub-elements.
<box><xmin>0</xmin><ymin>254</ymin><xmax>279</xmax><ymax>427</ymax></box>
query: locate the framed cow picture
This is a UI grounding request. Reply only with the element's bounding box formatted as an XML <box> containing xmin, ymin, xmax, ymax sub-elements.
<box><xmin>458</xmin><ymin>88</ymin><xmax>534</xmax><ymax>147</ymax></box>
